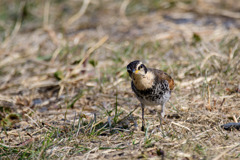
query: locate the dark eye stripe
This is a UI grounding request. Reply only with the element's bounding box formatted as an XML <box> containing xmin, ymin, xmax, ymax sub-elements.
<box><xmin>138</xmin><ymin>64</ymin><xmax>143</xmax><ymax>70</ymax></box>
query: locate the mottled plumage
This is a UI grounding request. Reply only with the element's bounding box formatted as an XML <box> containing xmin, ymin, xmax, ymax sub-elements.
<box><xmin>127</xmin><ymin>60</ymin><xmax>174</xmax><ymax>131</ymax></box>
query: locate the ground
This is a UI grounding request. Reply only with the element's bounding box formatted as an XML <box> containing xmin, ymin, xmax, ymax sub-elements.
<box><xmin>0</xmin><ymin>0</ymin><xmax>240</xmax><ymax>159</ymax></box>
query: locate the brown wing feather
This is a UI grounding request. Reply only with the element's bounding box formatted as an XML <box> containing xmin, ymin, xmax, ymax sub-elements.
<box><xmin>149</xmin><ymin>68</ymin><xmax>175</xmax><ymax>90</ymax></box>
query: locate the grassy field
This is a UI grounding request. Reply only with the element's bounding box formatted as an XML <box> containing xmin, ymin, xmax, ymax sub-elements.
<box><xmin>0</xmin><ymin>0</ymin><xmax>240</xmax><ymax>159</ymax></box>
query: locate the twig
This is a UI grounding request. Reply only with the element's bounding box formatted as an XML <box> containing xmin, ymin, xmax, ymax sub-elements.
<box><xmin>66</xmin><ymin>0</ymin><xmax>91</xmax><ymax>26</ymax></box>
<box><xmin>206</xmin><ymin>85</ymin><xmax>211</xmax><ymax>111</ymax></box>
<box><xmin>37</xmin><ymin>140</ymin><xmax>47</xmax><ymax>160</ymax></box>
<box><xmin>2</xmin><ymin>1</ymin><xmax>25</xmax><ymax>48</ymax></box>
<box><xmin>0</xmin><ymin>95</ymin><xmax>15</xmax><ymax>103</ymax></box>
<box><xmin>200</xmin><ymin>52</ymin><xmax>227</xmax><ymax>69</ymax></box>
<box><xmin>71</xmin><ymin>35</ymin><xmax>109</xmax><ymax>75</ymax></box>
<box><xmin>84</xmin><ymin>147</ymin><xmax>98</xmax><ymax>160</ymax></box>
<box><xmin>212</xmin><ymin>143</ymin><xmax>240</xmax><ymax>160</ymax></box>
<box><xmin>44</xmin><ymin>27</ymin><xmax>60</xmax><ymax>45</ymax></box>
<box><xmin>25</xmin><ymin>114</ymin><xmax>41</xmax><ymax>128</ymax></box>
<box><xmin>58</xmin><ymin>35</ymin><xmax>108</xmax><ymax>96</ymax></box>
<box><xmin>62</xmin><ymin>147</ymin><xmax>72</xmax><ymax>160</ymax></box>
<box><xmin>171</xmin><ymin>122</ymin><xmax>192</xmax><ymax>132</ymax></box>
<box><xmin>76</xmin><ymin>114</ymin><xmax>82</xmax><ymax>136</ymax></box>
<box><xmin>233</xmin><ymin>115</ymin><xmax>238</xmax><ymax>123</ymax></box>
<box><xmin>117</xmin><ymin>106</ymin><xmax>140</xmax><ymax>123</ymax></box>
<box><xmin>50</xmin><ymin>47</ymin><xmax>62</xmax><ymax>63</ymax></box>
<box><xmin>119</xmin><ymin>0</ymin><xmax>130</xmax><ymax>17</ymax></box>
<box><xmin>119</xmin><ymin>0</ymin><xmax>130</xmax><ymax>24</ymax></box>
<box><xmin>179</xmin><ymin>73</ymin><xmax>217</xmax><ymax>88</ymax></box>
<box><xmin>220</xmin><ymin>98</ymin><xmax>225</xmax><ymax>107</ymax></box>
<box><xmin>43</xmin><ymin>0</ymin><xmax>50</xmax><ymax>28</ymax></box>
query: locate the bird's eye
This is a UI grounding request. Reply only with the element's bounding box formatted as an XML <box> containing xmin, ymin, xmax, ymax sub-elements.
<box><xmin>138</xmin><ymin>64</ymin><xmax>143</xmax><ymax>70</ymax></box>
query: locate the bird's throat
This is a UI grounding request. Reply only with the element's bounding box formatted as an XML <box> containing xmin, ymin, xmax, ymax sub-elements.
<box><xmin>132</xmin><ymin>72</ymin><xmax>155</xmax><ymax>90</ymax></box>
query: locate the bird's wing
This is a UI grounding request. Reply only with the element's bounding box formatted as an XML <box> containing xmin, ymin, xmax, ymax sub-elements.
<box><xmin>149</xmin><ymin>68</ymin><xmax>175</xmax><ymax>90</ymax></box>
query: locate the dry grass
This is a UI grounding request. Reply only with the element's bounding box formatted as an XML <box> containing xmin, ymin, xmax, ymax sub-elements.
<box><xmin>0</xmin><ymin>0</ymin><xmax>240</xmax><ymax>159</ymax></box>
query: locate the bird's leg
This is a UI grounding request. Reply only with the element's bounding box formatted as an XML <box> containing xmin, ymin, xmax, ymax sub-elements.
<box><xmin>157</xmin><ymin>103</ymin><xmax>166</xmax><ymax>137</ymax></box>
<box><xmin>160</xmin><ymin>102</ymin><xmax>165</xmax><ymax>119</ymax></box>
<box><xmin>141</xmin><ymin>103</ymin><xmax>145</xmax><ymax>131</ymax></box>
<box><xmin>160</xmin><ymin>102</ymin><xmax>165</xmax><ymax>126</ymax></box>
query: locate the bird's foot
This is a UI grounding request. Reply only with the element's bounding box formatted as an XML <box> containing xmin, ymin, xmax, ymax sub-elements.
<box><xmin>159</xmin><ymin>115</ymin><xmax>168</xmax><ymax>125</ymax></box>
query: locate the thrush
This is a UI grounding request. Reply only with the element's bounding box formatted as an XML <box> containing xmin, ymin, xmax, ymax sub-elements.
<box><xmin>127</xmin><ymin>60</ymin><xmax>174</xmax><ymax>131</ymax></box>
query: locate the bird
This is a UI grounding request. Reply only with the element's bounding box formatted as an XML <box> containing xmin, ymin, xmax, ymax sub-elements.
<box><xmin>127</xmin><ymin>60</ymin><xmax>174</xmax><ymax>131</ymax></box>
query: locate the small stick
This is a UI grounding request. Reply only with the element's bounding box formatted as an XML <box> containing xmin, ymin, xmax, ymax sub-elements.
<box><xmin>71</xmin><ymin>35</ymin><xmax>109</xmax><ymax>75</ymax></box>
<box><xmin>212</xmin><ymin>143</ymin><xmax>240</xmax><ymax>160</ymax></box>
<box><xmin>76</xmin><ymin>114</ymin><xmax>81</xmax><ymax>136</ymax></box>
<box><xmin>206</xmin><ymin>85</ymin><xmax>211</xmax><ymax>111</ymax></box>
<box><xmin>233</xmin><ymin>115</ymin><xmax>238</xmax><ymax>123</ymax></box>
<box><xmin>171</xmin><ymin>121</ymin><xmax>192</xmax><ymax>132</ymax></box>
<box><xmin>43</xmin><ymin>0</ymin><xmax>50</xmax><ymax>28</ymax></box>
<box><xmin>66</xmin><ymin>0</ymin><xmax>91</xmax><ymax>26</ymax></box>
<box><xmin>220</xmin><ymin>98</ymin><xmax>225</xmax><ymax>106</ymax></box>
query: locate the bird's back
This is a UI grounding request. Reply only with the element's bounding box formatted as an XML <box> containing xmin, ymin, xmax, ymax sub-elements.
<box><xmin>148</xmin><ymin>68</ymin><xmax>174</xmax><ymax>91</ymax></box>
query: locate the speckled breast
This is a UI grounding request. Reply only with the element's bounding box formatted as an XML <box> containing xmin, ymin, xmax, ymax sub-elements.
<box><xmin>131</xmin><ymin>80</ymin><xmax>171</xmax><ymax>105</ymax></box>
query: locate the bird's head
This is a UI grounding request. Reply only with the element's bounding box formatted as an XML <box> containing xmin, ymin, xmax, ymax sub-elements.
<box><xmin>127</xmin><ymin>60</ymin><xmax>148</xmax><ymax>78</ymax></box>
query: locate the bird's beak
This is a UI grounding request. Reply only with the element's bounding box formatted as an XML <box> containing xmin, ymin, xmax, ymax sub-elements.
<box><xmin>133</xmin><ymin>70</ymin><xmax>139</xmax><ymax>74</ymax></box>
